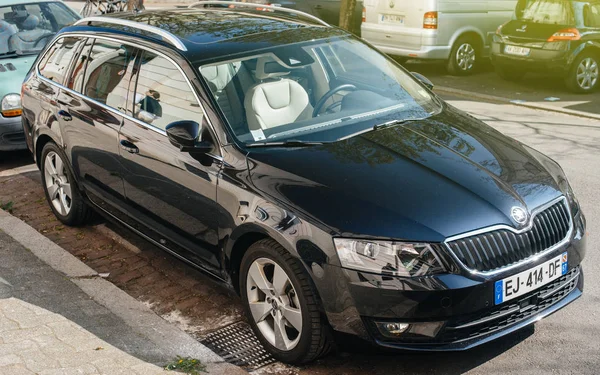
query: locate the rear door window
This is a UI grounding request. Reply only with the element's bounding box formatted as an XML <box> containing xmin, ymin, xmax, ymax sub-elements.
<box><xmin>584</xmin><ymin>3</ymin><xmax>600</xmax><ymax>27</ymax></box>
<box><xmin>82</xmin><ymin>39</ymin><xmax>138</xmax><ymax>110</ymax></box>
<box><xmin>133</xmin><ymin>51</ymin><xmax>204</xmax><ymax>130</ymax></box>
<box><xmin>517</xmin><ymin>0</ymin><xmax>576</xmax><ymax>25</ymax></box>
<box><xmin>38</xmin><ymin>36</ymin><xmax>81</xmax><ymax>84</ymax></box>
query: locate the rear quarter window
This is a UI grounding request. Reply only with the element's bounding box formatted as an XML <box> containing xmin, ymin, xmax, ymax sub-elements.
<box><xmin>38</xmin><ymin>37</ymin><xmax>80</xmax><ymax>84</ymax></box>
<box><xmin>584</xmin><ymin>4</ymin><xmax>600</xmax><ymax>27</ymax></box>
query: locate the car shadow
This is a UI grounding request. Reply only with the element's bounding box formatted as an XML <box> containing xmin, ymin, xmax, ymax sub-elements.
<box><xmin>301</xmin><ymin>326</ymin><xmax>534</xmax><ymax>374</ymax></box>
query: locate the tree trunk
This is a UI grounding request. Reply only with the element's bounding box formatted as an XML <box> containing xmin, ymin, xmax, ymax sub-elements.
<box><xmin>338</xmin><ymin>0</ymin><xmax>357</xmax><ymax>32</ymax></box>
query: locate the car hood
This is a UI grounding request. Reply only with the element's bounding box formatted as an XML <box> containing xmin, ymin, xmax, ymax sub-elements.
<box><xmin>247</xmin><ymin>105</ymin><xmax>566</xmax><ymax>242</ymax></box>
<box><xmin>0</xmin><ymin>55</ymin><xmax>34</xmax><ymax>99</ymax></box>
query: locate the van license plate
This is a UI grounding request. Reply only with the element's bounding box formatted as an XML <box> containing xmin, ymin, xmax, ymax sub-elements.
<box><xmin>504</xmin><ymin>45</ymin><xmax>531</xmax><ymax>56</ymax></box>
<box><xmin>494</xmin><ymin>252</ymin><xmax>568</xmax><ymax>305</ymax></box>
<box><xmin>380</xmin><ymin>14</ymin><xmax>404</xmax><ymax>24</ymax></box>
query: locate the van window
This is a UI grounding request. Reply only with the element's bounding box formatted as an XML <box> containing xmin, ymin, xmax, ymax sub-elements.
<box><xmin>82</xmin><ymin>39</ymin><xmax>137</xmax><ymax>110</ymax></box>
<box><xmin>38</xmin><ymin>37</ymin><xmax>80</xmax><ymax>84</ymax></box>
<box><xmin>517</xmin><ymin>0</ymin><xmax>576</xmax><ymax>25</ymax></box>
<box><xmin>133</xmin><ymin>51</ymin><xmax>204</xmax><ymax>130</ymax></box>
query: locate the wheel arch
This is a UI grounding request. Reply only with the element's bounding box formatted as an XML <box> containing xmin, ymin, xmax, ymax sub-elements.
<box><xmin>569</xmin><ymin>42</ymin><xmax>600</xmax><ymax>66</ymax></box>
<box><xmin>451</xmin><ymin>28</ymin><xmax>486</xmax><ymax>51</ymax></box>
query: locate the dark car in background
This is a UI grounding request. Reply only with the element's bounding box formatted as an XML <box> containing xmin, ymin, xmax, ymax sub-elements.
<box><xmin>492</xmin><ymin>0</ymin><xmax>600</xmax><ymax>93</ymax></box>
<box><xmin>21</xmin><ymin>3</ymin><xmax>586</xmax><ymax>365</ymax></box>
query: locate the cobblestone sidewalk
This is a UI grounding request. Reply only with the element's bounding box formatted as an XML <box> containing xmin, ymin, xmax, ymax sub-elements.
<box><xmin>0</xmin><ymin>298</ymin><xmax>168</xmax><ymax>375</ymax></box>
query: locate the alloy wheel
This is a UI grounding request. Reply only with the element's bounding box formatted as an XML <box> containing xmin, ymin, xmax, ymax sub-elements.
<box><xmin>456</xmin><ymin>43</ymin><xmax>476</xmax><ymax>71</ymax></box>
<box><xmin>246</xmin><ymin>257</ymin><xmax>303</xmax><ymax>351</ymax></box>
<box><xmin>44</xmin><ymin>151</ymin><xmax>72</xmax><ymax>216</ymax></box>
<box><xmin>576</xmin><ymin>57</ymin><xmax>599</xmax><ymax>90</ymax></box>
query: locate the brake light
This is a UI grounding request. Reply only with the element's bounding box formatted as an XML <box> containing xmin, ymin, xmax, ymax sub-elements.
<box><xmin>496</xmin><ymin>21</ymin><xmax>509</xmax><ymax>36</ymax></box>
<box><xmin>423</xmin><ymin>11</ymin><xmax>438</xmax><ymax>29</ymax></box>
<box><xmin>362</xmin><ymin>7</ymin><xmax>366</xmax><ymax>23</ymax></box>
<box><xmin>547</xmin><ymin>28</ymin><xmax>581</xmax><ymax>42</ymax></box>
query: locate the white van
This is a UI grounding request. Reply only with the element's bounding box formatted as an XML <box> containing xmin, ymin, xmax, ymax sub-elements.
<box><xmin>361</xmin><ymin>0</ymin><xmax>517</xmax><ymax>75</ymax></box>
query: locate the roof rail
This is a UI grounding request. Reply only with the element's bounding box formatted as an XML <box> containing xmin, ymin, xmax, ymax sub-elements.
<box><xmin>188</xmin><ymin>1</ymin><xmax>331</xmax><ymax>27</ymax></box>
<box><xmin>74</xmin><ymin>16</ymin><xmax>188</xmax><ymax>51</ymax></box>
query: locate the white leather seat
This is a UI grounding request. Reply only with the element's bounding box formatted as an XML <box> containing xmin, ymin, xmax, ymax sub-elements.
<box><xmin>245</xmin><ymin>56</ymin><xmax>313</xmax><ymax>131</ymax></box>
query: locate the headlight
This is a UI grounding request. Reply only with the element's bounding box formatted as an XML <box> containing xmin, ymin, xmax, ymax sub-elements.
<box><xmin>333</xmin><ymin>239</ymin><xmax>446</xmax><ymax>277</ymax></box>
<box><xmin>565</xmin><ymin>181</ymin><xmax>580</xmax><ymax>215</ymax></box>
<box><xmin>1</xmin><ymin>93</ymin><xmax>22</xmax><ymax>117</ymax></box>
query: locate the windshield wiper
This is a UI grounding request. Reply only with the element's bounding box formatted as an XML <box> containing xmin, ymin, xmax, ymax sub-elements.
<box><xmin>246</xmin><ymin>140</ymin><xmax>324</xmax><ymax>148</ymax></box>
<box><xmin>0</xmin><ymin>50</ymin><xmax>38</xmax><ymax>58</ymax></box>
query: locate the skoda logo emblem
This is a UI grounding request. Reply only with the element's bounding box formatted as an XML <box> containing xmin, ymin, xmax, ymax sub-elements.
<box><xmin>511</xmin><ymin>207</ymin><xmax>528</xmax><ymax>225</ymax></box>
<box><xmin>389</xmin><ymin>1</ymin><xmax>395</xmax><ymax>8</ymax></box>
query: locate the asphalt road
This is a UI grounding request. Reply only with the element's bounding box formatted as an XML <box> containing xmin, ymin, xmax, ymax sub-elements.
<box><xmin>407</xmin><ymin>59</ymin><xmax>600</xmax><ymax>116</ymax></box>
<box><xmin>1</xmin><ymin>99</ymin><xmax>599</xmax><ymax>374</ymax></box>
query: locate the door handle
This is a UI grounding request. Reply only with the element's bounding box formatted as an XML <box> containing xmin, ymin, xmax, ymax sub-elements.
<box><xmin>120</xmin><ymin>139</ymin><xmax>139</xmax><ymax>154</ymax></box>
<box><xmin>58</xmin><ymin>110</ymin><xmax>72</xmax><ymax>121</ymax></box>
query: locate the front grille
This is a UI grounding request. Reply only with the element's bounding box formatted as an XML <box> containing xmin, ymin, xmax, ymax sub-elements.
<box><xmin>440</xmin><ymin>266</ymin><xmax>580</xmax><ymax>343</ymax></box>
<box><xmin>446</xmin><ymin>199</ymin><xmax>571</xmax><ymax>273</ymax></box>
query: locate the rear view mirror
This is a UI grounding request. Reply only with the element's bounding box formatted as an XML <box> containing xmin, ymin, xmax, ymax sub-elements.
<box><xmin>411</xmin><ymin>72</ymin><xmax>435</xmax><ymax>90</ymax></box>
<box><xmin>166</xmin><ymin>120</ymin><xmax>212</xmax><ymax>154</ymax></box>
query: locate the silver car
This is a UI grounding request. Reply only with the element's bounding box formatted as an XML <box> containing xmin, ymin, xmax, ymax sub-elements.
<box><xmin>361</xmin><ymin>0</ymin><xmax>517</xmax><ymax>75</ymax></box>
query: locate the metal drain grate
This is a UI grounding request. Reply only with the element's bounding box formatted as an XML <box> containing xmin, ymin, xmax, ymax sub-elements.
<box><xmin>200</xmin><ymin>322</ymin><xmax>276</xmax><ymax>370</ymax></box>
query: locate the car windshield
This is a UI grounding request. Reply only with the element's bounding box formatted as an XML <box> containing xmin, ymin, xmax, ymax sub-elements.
<box><xmin>0</xmin><ymin>2</ymin><xmax>79</xmax><ymax>57</ymax></box>
<box><xmin>517</xmin><ymin>0</ymin><xmax>576</xmax><ymax>25</ymax></box>
<box><xmin>198</xmin><ymin>36</ymin><xmax>441</xmax><ymax>145</ymax></box>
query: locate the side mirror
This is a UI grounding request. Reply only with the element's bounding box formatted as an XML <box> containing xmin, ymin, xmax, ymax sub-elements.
<box><xmin>165</xmin><ymin>120</ymin><xmax>212</xmax><ymax>154</ymax></box>
<box><xmin>411</xmin><ymin>72</ymin><xmax>434</xmax><ymax>90</ymax></box>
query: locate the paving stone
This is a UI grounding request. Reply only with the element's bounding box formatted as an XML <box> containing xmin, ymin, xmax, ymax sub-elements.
<box><xmin>0</xmin><ymin>353</ymin><xmax>23</xmax><ymax>367</ymax></box>
<box><xmin>0</xmin><ymin>363</ymin><xmax>36</xmax><ymax>375</ymax></box>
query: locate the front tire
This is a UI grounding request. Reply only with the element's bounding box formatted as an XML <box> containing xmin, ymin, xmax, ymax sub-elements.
<box><xmin>565</xmin><ymin>52</ymin><xmax>599</xmax><ymax>93</ymax></box>
<box><xmin>40</xmin><ymin>142</ymin><xmax>92</xmax><ymax>226</ymax></box>
<box><xmin>240</xmin><ymin>239</ymin><xmax>331</xmax><ymax>364</ymax></box>
<box><xmin>447</xmin><ymin>36</ymin><xmax>480</xmax><ymax>75</ymax></box>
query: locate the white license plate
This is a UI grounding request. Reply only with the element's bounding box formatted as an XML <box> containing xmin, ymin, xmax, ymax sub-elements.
<box><xmin>504</xmin><ymin>45</ymin><xmax>531</xmax><ymax>56</ymax></box>
<box><xmin>494</xmin><ymin>252</ymin><xmax>568</xmax><ymax>305</ymax></box>
<box><xmin>380</xmin><ymin>14</ymin><xmax>404</xmax><ymax>24</ymax></box>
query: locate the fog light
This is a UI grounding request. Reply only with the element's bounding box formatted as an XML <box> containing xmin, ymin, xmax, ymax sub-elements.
<box><xmin>375</xmin><ymin>321</ymin><xmax>444</xmax><ymax>339</ymax></box>
<box><xmin>375</xmin><ymin>322</ymin><xmax>410</xmax><ymax>337</ymax></box>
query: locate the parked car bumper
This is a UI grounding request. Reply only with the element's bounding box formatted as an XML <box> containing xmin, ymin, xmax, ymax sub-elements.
<box><xmin>491</xmin><ymin>41</ymin><xmax>570</xmax><ymax>75</ymax></box>
<box><xmin>316</xmin><ymin>211</ymin><xmax>586</xmax><ymax>350</ymax></box>
<box><xmin>361</xmin><ymin>24</ymin><xmax>450</xmax><ymax>60</ymax></box>
<box><xmin>0</xmin><ymin>115</ymin><xmax>27</xmax><ymax>151</ymax></box>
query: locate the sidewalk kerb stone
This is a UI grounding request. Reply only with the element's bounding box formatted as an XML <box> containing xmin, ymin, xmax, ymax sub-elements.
<box><xmin>0</xmin><ymin>211</ymin><xmax>97</xmax><ymax>278</ymax></box>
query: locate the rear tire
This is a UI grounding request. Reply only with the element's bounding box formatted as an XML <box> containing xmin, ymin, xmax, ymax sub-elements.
<box><xmin>40</xmin><ymin>142</ymin><xmax>92</xmax><ymax>226</ymax></box>
<box><xmin>495</xmin><ymin>64</ymin><xmax>526</xmax><ymax>81</ymax></box>
<box><xmin>447</xmin><ymin>36</ymin><xmax>480</xmax><ymax>76</ymax></box>
<box><xmin>565</xmin><ymin>52</ymin><xmax>599</xmax><ymax>93</ymax></box>
<box><xmin>240</xmin><ymin>239</ymin><xmax>332</xmax><ymax>364</ymax></box>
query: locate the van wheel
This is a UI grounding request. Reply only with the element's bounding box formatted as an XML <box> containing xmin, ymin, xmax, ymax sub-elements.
<box><xmin>40</xmin><ymin>142</ymin><xmax>92</xmax><ymax>226</ymax></box>
<box><xmin>447</xmin><ymin>36</ymin><xmax>480</xmax><ymax>76</ymax></box>
<box><xmin>565</xmin><ymin>52</ymin><xmax>599</xmax><ymax>93</ymax></box>
<box><xmin>496</xmin><ymin>64</ymin><xmax>526</xmax><ymax>81</ymax></box>
<box><xmin>240</xmin><ymin>239</ymin><xmax>332</xmax><ymax>364</ymax></box>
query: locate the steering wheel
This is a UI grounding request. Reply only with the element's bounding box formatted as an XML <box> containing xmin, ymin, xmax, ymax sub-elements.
<box><xmin>33</xmin><ymin>34</ymin><xmax>54</xmax><ymax>48</ymax></box>
<box><xmin>312</xmin><ymin>84</ymin><xmax>357</xmax><ymax>117</ymax></box>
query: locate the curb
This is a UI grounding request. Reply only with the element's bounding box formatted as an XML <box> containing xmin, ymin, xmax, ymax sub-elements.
<box><xmin>0</xmin><ymin>209</ymin><xmax>246</xmax><ymax>375</ymax></box>
<box><xmin>435</xmin><ymin>85</ymin><xmax>600</xmax><ymax>122</ymax></box>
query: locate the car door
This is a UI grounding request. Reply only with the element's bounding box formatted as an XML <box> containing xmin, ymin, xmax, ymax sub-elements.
<box><xmin>118</xmin><ymin>49</ymin><xmax>223</xmax><ymax>277</ymax></box>
<box><xmin>56</xmin><ymin>37</ymin><xmax>138</xmax><ymax>214</ymax></box>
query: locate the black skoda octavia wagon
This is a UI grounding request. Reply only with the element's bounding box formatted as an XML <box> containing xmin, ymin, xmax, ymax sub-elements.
<box><xmin>21</xmin><ymin>1</ymin><xmax>586</xmax><ymax>364</ymax></box>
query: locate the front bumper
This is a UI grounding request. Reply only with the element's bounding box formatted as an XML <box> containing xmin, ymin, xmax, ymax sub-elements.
<box><xmin>0</xmin><ymin>115</ymin><xmax>26</xmax><ymax>151</ymax></box>
<box><xmin>315</xmin><ymin>211</ymin><xmax>586</xmax><ymax>350</ymax></box>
